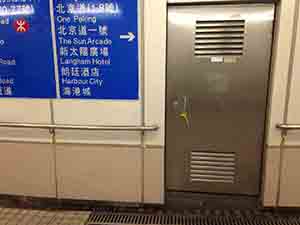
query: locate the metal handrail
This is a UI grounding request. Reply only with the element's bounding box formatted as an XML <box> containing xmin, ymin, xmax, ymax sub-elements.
<box><xmin>276</xmin><ymin>124</ymin><xmax>300</xmax><ymax>131</ymax></box>
<box><xmin>0</xmin><ymin>122</ymin><xmax>159</xmax><ymax>131</ymax></box>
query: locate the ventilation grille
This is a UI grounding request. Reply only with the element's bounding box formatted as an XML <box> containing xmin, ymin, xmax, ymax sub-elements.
<box><xmin>195</xmin><ymin>20</ymin><xmax>245</xmax><ymax>57</ymax></box>
<box><xmin>87</xmin><ymin>212</ymin><xmax>300</xmax><ymax>225</ymax></box>
<box><xmin>190</xmin><ymin>151</ymin><xmax>236</xmax><ymax>183</ymax></box>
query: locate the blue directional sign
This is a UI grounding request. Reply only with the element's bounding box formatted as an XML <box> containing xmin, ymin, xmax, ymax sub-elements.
<box><xmin>53</xmin><ymin>0</ymin><xmax>139</xmax><ymax>99</ymax></box>
<box><xmin>0</xmin><ymin>0</ymin><xmax>56</xmax><ymax>98</ymax></box>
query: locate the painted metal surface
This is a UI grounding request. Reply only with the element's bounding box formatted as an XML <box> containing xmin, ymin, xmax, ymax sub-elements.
<box><xmin>166</xmin><ymin>3</ymin><xmax>275</xmax><ymax>195</ymax></box>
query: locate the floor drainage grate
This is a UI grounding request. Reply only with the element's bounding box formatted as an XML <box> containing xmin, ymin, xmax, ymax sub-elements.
<box><xmin>86</xmin><ymin>213</ymin><xmax>300</xmax><ymax>225</ymax></box>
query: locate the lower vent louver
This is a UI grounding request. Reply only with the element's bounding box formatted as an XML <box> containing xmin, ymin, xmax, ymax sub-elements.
<box><xmin>189</xmin><ymin>151</ymin><xmax>236</xmax><ymax>184</ymax></box>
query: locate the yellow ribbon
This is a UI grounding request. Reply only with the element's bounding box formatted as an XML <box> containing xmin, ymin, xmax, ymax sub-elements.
<box><xmin>179</xmin><ymin>112</ymin><xmax>189</xmax><ymax>128</ymax></box>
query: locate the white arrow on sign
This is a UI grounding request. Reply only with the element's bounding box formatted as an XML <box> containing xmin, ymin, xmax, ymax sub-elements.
<box><xmin>120</xmin><ymin>32</ymin><xmax>135</xmax><ymax>42</ymax></box>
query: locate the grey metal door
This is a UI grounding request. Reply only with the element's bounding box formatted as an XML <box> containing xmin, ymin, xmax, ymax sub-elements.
<box><xmin>166</xmin><ymin>3</ymin><xmax>275</xmax><ymax>195</ymax></box>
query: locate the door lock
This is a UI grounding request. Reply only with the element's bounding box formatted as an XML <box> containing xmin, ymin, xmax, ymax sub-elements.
<box><xmin>180</xmin><ymin>111</ymin><xmax>190</xmax><ymax>128</ymax></box>
<box><xmin>173</xmin><ymin>96</ymin><xmax>190</xmax><ymax>128</ymax></box>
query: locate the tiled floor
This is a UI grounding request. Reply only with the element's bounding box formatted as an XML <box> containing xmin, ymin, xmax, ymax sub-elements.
<box><xmin>0</xmin><ymin>207</ymin><xmax>90</xmax><ymax>225</ymax></box>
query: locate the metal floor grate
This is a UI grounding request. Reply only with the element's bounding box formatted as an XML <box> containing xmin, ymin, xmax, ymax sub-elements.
<box><xmin>87</xmin><ymin>212</ymin><xmax>300</xmax><ymax>225</ymax></box>
<box><xmin>0</xmin><ymin>207</ymin><xmax>90</xmax><ymax>225</ymax></box>
<box><xmin>2</xmin><ymin>206</ymin><xmax>300</xmax><ymax>225</ymax></box>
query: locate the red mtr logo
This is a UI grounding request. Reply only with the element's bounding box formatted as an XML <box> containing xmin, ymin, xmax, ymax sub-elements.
<box><xmin>13</xmin><ymin>19</ymin><xmax>29</xmax><ymax>33</ymax></box>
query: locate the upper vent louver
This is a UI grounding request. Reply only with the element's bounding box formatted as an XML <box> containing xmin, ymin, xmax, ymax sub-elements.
<box><xmin>195</xmin><ymin>20</ymin><xmax>245</xmax><ymax>57</ymax></box>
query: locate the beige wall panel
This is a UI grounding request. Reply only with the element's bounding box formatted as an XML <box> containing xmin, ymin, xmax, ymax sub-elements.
<box><xmin>52</xmin><ymin>100</ymin><xmax>141</xmax><ymax>126</ymax></box>
<box><xmin>279</xmin><ymin>148</ymin><xmax>300</xmax><ymax>207</ymax></box>
<box><xmin>285</xmin><ymin>1</ymin><xmax>300</xmax><ymax>146</ymax></box>
<box><xmin>262</xmin><ymin>147</ymin><xmax>280</xmax><ymax>207</ymax></box>
<box><xmin>0</xmin><ymin>99</ymin><xmax>52</xmax><ymax>141</ymax></box>
<box><xmin>56</xmin><ymin>145</ymin><xmax>142</xmax><ymax>202</ymax></box>
<box><xmin>0</xmin><ymin>99</ymin><xmax>51</xmax><ymax>123</ymax></box>
<box><xmin>144</xmin><ymin>148</ymin><xmax>164</xmax><ymax>204</ymax></box>
<box><xmin>0</xmin><ymin>143</ymin><xmax>56</xmax><ymax>198</ymax></box>
<box><xmin>52</xmin><ymin>100</ymin><xmax>142</xmax><ymax>145</ymax></box>
<box><xmin>0</xmin><ymin>128</ymin><xmax>52</xmax><ymax>143</ymax></box>
<box><xmin>285</xmin><ymin>131</ymin><xmax>300</xmax><ymax>146</ymax></box>
<box><xmin>267</xmin><ymin>0</ymin><xmax>297</xmax><ymax>146</ymax></box>
<box><xmin>144</xmin><ymin>0</ymin><xmax>167</xmax><ymax>146</ymax></box>
<box><xmin>55</xmin><ymin>130</ymin><xmax>141</xmax><ymax>145</ymax></box>
<box><xmin>286</xmin><ymin>1</ymin><xmax>300</xmax><ymax>126</ymax></box>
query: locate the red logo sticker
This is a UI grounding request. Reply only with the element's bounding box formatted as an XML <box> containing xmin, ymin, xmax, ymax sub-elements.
<box><xmin>13</xmin><ymin>19</ymin><xmax>29</xmax><ymax>33</ymax></box>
